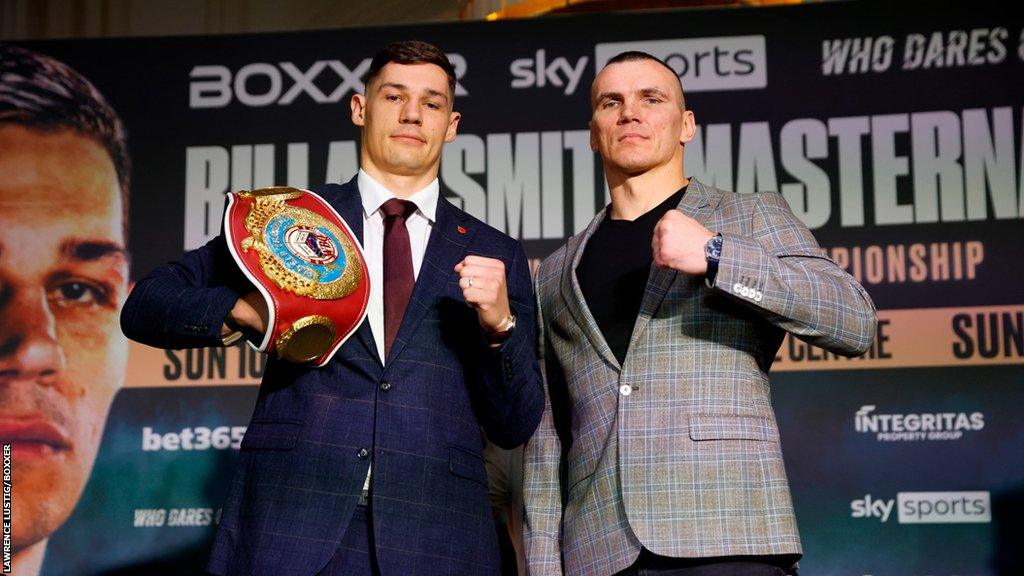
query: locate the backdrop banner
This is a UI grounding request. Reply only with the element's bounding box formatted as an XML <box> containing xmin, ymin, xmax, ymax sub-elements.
<box><xmin>7</xmin><ymin>1</ymin><xmax>1022</xmax><ymax>574</ymax></box>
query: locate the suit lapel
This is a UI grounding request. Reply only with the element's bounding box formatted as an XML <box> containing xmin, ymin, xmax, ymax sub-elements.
<box><xmin>560</xmin><ymin>206</ymin><xmax>621</xmax><ymax>370</ymax></box>
<box><xmin>328</xmin><ymin>177</ymin><xmax>382</xmax><ymax>366</ymax></box>
<box><xmin>624</xmin><ymin>178</ymin><xmax>719</xmax><ymax>355</ymax></box>
<box><xmin>385</xmin><ymin>196</ymin><xmax>473</xmax><ymax>367</ymax></box>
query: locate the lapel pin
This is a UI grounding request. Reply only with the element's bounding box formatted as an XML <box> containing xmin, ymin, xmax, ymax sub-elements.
<box><xmin>456</xmin><ymin>225</ymin><xmax>467</xmax><ymax>235</ymax></box>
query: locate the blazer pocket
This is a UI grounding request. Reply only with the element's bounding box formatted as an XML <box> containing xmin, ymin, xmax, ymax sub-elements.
<box><xmin>239</xmin><ymin>420</ymin><xmax>303</xmax><ymax>451</ymax></box>
<box><xmin>688</xmin><ymin>414</ymin><xmax>780</xmax><ymax>442</ymax></box>
<box><xmin>449</xmin><ymin>446</ymin><xmax>488</xmax><ymax>488</ymax></box>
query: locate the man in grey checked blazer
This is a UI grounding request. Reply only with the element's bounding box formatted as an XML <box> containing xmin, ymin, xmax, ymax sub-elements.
<box><xmin>523</xmin><ymin>52</ymin><xmax>877</xmax><ymax>576</ymax></box>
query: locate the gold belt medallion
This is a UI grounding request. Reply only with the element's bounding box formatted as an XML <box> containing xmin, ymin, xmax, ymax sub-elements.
<box><xmin>237</xmin><ymin>187</ymin><xmax>362</xmax><ymax>300</ymax></box>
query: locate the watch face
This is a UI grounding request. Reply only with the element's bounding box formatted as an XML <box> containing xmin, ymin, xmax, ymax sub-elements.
<box><xmin>706</xmin><ymin>235</ymin><xmax>723</xmax><ymax>260</ymax></box>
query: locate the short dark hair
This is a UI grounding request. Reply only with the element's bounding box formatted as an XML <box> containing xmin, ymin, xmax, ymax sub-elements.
<box><xmin>365</xmin><ymin>40</ymin><xmax>456</xmax><ymax>98</ymax></box>
<box><xmin>0</xmin><ymin>44</ymin><xmax>130</xmax><ymax>218</ymax></box>
<box><xmin>604</xmin><ymin>51</ymin><xmax>686</xmax><ymax>109</ymax></box>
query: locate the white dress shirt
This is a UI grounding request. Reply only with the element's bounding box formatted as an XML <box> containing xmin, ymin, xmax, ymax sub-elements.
<box><xmin>357</xmin><ymin>169</ymin><xmax>438</xmax><ymax>493</ymax></box>
<box><xmin>358</xmin><ymin>169</ymin><xmax>438</xmax><ymax>364</ymax></box>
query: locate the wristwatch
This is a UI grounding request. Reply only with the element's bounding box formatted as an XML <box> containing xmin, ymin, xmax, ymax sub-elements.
<box><xmin>705</xmin><ymin>233</ymin><xmax>723</xmax><ymax>283</ymax></box>
<box><xmin>486</xmin><ymin>312</ymin><xmax>517</xmax><ymax>345</ymax></box>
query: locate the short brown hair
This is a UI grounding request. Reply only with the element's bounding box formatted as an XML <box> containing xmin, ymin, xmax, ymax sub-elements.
<box><xmin>0</xmin><ymin>43</ymin><xmax>131</xmax><ymax>234</ymax></box>
<box><xmin>366</xmin><ymin>40</ymin><xmax>456</xmax><ymax>97</ymax></box>
<box><xmin>0</xmin><ymin>43</ymin><xmax>130</xmax><ymax>197</ymax></box>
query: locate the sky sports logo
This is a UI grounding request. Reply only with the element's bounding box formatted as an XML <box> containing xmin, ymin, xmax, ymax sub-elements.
<box><xmin>595</xmin><ymin>36</ymin><xmax>767</xmax><ymax>92</ymax></box>
<box><xmin>850</xmin><ymin>492</ymin><xmax>991</xmax><ymax>524</ymax></box>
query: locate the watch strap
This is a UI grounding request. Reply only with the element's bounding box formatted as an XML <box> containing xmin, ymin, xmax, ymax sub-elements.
<box><xmin>705</xmin><ymin>233</ymin><xmax>723</xmax><ymax>284</ymax></box>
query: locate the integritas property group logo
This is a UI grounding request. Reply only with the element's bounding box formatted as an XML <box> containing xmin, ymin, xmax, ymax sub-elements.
<box><xmin>854</xmin><ymin>405</ymin><xmax>984</xmax><ymax>441</ymax></box>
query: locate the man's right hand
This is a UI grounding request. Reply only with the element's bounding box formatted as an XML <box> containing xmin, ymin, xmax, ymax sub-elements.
<box><xmin>223</xmin><ymin>291</ymin><xmax>268</xmax><ymax>336</ymax></box>
<box><xmin>652</xmin><ymin>208</ymin><xmax>715</xmax><ymax>274</ymax></box>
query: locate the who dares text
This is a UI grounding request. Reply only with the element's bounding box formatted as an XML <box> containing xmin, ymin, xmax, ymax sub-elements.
<box><xmin>134</xmin><ymin>507</ymin><xmax>220</xmax><ymax>528</ymax></box>
<box><xmin>822</xmin><ymin>27</ymin><xmax>1022</xmax><ymax>74</ymax></box>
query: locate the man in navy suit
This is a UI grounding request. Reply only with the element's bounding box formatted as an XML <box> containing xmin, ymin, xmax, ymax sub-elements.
<box><xmin>121</xmin><ymin>40</ymin><xmax>543</xmax><ymax>576</ymax></box>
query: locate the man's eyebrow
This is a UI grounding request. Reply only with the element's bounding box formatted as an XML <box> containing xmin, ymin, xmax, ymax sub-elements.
<box><xmin>379</xmin><ymin>82</ymin><xmax>449</xmax><ymax>104</ymax></box>
<box><xmin>378</xmin><ymin>81</ymin><xmax>409</xmax><ymax>93</ymax></box>
<box><xmin>595</xmin><ymin>91</ymin><xmax>624</xmax><ymax>102</ymax></box>
<box><xmin>60</xmin><ymin>239</ymin><xmax>129</xmax><ymax>263</ymax></box>
<box><xmin>638</xmin><ymin>87</ymin><xmax>670</xmax><ymax>98</ymax></box>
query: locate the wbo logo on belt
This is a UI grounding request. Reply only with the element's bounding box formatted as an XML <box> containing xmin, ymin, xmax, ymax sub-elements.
<box><xmin>224</xmin><ymin>187</ymin><xmax>370</xmax><ymax>367</ymax></box>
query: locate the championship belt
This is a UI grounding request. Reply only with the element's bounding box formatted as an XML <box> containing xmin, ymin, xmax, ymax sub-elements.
<box><xmin>223</xmin><ymin>187</ymin><xmax>370</xmax><ymax>367</ymax></box>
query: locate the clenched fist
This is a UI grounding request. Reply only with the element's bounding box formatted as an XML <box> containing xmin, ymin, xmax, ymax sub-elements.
<box><xmin>454</xmin><ymin>255</ymin><xmax>512</xmax><ymax>333</ymax></box>
<box><xmin>652</xmin><ymin>209</ymin><xmax>715</xmax><ymax>274</ymax></box>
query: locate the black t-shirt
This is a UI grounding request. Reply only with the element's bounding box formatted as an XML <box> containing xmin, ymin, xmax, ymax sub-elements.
<box><xmin>576</xmin><ymin>186</ymin><xmax>686</xmax><ymax>365</ymax></box>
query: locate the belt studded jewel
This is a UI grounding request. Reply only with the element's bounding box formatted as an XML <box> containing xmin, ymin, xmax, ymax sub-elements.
<box><xmin>224</xmin><ymin>187</ymin><xmax>370</xmax><ymax>367</ymax></box>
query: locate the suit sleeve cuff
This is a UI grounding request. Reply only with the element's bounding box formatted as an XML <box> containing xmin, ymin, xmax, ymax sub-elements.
<box><xmin>707</xmin><ymin>233</ymin><xmax>770</xmax><ymax>303</ymax></box>
<box><xmin>193</xmin><ymin>286</ymin><xmax>244</xmax><ymax>344</ymax></box>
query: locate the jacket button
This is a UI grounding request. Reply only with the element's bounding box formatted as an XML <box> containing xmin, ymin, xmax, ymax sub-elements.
<box><xmin>357</xmin><ymin>448</ymin><xmax>369</xmax><ymax>460</ymax></box>
<box><xmin>380</xmin><ymin>381</ymin><xmax>391</xmax><ymax>392</ymax></box>
<box><xmin>619</xmin><ymin>384</ymin><xmax>632</xmax><ymax>396</ymax></box>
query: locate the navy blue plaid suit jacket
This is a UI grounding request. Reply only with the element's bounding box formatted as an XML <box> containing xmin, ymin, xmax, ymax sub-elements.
<box><xmin>121</xmin><ymin>177</ymin><xmax>544</xmax><ymax>576</ymax></box>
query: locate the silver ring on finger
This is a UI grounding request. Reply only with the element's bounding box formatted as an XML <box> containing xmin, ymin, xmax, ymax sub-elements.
<box><xmin>468</xmin><ymin>276</ymin><xmax>474</xmax><ymax>288</ymax></box>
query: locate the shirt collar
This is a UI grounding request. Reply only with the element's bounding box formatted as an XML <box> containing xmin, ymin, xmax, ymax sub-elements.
<box><xmin>358</xmin><ymin>169</ymin><xmax>439</xmax><ymax>223</ymax></box>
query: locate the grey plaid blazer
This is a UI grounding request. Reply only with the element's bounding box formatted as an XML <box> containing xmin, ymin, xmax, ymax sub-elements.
<box><xmin>523</xmin><ymin>179</ymin><xmax>877</xmax><ymax>576</ymax></box>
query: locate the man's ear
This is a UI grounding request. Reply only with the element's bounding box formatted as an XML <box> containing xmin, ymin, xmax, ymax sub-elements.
<box><xmin>589</xmin><ymin>119</ymin><xmax>598</xmax><ymax>151</ymax></box>
<box><xmin>680</xmin><ymin>109</ymin><xmax>696</xmax><ymax>145</ymax></box>
<box><xmin>445</xmin><ymin>111</ymin><xmax>461</xmax><ymax>143</ymax></box>
<box><xmin>351</xmin><ymin>93</ymin><xmax>367</xmax><ymax>127</ymax></box>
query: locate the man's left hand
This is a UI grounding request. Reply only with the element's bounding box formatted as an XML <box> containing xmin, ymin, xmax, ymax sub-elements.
<box><xmin>652</xmin><ymin>209</ymin><xmax>715</xmax><ymax>274</ymax></box>
<box><xmin>454</xmin><ymin>255</ymin><xmax>512</xmax><ymax>333</ymax></box>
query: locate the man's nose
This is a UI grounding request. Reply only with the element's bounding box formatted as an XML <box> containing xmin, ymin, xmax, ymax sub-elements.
<box><xmin>400</xmin><ymin>100</ymin><xmax>422</xmax><ymax>125</ymax></box>
<box><xmin>0</xmin><ymin>286</ymin><xmax>66</xmax><ymax>383</ymax></box>
<box><xmin>617</xmin><ymin>99</ymin><xmax>640</xmax><ymax>124</ymax></box>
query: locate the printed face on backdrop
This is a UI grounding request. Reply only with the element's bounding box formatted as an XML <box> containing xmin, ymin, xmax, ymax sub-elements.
<box><xmin>0</xmin><ymin>125</ymin><xmax>129</xmax><ymax>551</ymax></box>
<box><xmin>589</xmin><ymin>58</ymin><xmax>696</xmax><ymax>178</ymax></box>
<box><xmin>350</xmin><ymin>62</ymin><xmax>461</xmax><ymax>180</ymax></box>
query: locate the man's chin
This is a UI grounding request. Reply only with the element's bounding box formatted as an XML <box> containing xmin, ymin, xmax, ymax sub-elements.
<box><xmin>615</xmin><ymin>161</ymin><xmax>658</xmax><ymax>177</ymax></box>
<box><xmin>11</xmin><ymin>516</ymin><xmax>60</xmax><ymax>553</ymax></box>
<box><xmin>382</xmin><ymin>155</ymin><xmax>437</xmax><ymax>177</ymax></box>
<box><xmin>603</xmin><ymin>150</ymin><xmax>654</xmax><ymax>171</ymax></box>
<box><xmin>11</xmin><ymin>471</ymin><xmax>84</xmax><ymax>550</ymax></box>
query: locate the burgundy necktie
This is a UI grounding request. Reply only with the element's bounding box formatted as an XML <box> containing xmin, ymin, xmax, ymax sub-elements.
<box><xmin>381</xmin><ymin>198</ymin><xmax>417</xmax><ymax>359</ymax></box>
